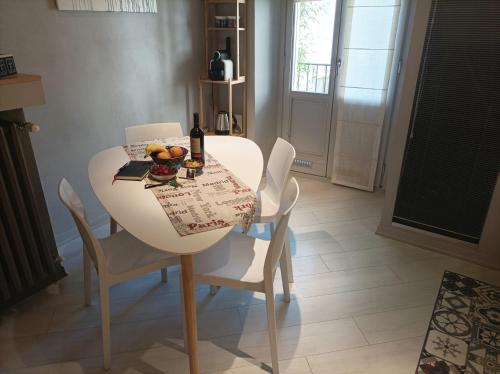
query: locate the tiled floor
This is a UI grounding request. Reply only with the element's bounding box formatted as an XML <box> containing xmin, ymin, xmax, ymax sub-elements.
<box><xmin>1</xmin><ymin>177</ymin><xmax>499</xmax><ymax>373</ymax></box>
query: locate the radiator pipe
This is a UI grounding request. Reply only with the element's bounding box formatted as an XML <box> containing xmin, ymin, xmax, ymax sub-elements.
<box><xmin>15</xmin><ymin>121</ymin><xmax>40</xmax><ymax>132</ymax></box>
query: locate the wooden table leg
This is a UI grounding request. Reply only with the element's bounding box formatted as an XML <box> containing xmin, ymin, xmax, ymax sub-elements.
<box><xmin>181</xmin><ymin>255</ymin><xmax>199</xmax><ymax>374</ymax></box>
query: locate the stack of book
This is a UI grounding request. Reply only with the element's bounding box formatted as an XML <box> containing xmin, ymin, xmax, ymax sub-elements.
<box><xmin>0</xmin><ymin>54</ymin><xmax>17</xmax><ymax>77</ymax></box>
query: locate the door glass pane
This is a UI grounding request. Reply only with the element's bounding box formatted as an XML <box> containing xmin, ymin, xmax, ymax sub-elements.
<box><xmin>291</xmin><ymin>0</ymin><xmax>337</xmax><ymax>94</ymax></box>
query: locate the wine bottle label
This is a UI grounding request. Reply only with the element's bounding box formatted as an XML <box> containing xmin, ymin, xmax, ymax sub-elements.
<box><xmin>191</xmin><ymin>138</ymin><xmax>201</xmax><ymax>157</ymax></box>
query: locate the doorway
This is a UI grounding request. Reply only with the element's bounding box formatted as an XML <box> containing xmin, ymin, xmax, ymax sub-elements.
<box><xmin>281</xmin><ymin>0</ymin><xmax>342</xmax><ymax>177</ymax></box>
<box><xmin>281</xmin><ymin>0</ymin><xmax>405</xmax><ymax>190</ymax></box>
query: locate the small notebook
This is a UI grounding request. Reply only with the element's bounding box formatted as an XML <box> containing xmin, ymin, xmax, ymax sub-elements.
<box><xmin>114</xmin><ymin>161</ymin><xmax>152</xmax><ymax>181</ymax></box>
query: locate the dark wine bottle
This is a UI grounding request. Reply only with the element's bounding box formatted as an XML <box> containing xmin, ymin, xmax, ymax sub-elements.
<box><xmin>190</xmin><ymin>112</ymin><xmax>204</xmax><ymax>161</ymax></box>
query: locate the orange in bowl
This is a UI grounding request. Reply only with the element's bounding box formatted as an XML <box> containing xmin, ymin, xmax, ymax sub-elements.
<box><xmin>169</xmin><ymin>146</ymin><xmax>185</xmax><ymax>158</ymax></box>
<box><xmin>156</xmin><ymin>151</ymin><xmax>172</xmax><ymax>159</ymax></box>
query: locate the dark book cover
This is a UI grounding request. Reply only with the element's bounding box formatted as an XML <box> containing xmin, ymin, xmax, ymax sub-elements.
<box><xmin>114</xmin><ymin>161</ymin><xmax>152</xmax><ymax>181</ymax></box>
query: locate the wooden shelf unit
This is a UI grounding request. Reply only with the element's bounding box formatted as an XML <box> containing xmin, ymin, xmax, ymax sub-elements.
<box><xmin>207</xmin><ymin>27</ymin><xmax>246</xmax><ymax>31</ymax></box>
<box><xmin>200</xmin><ymin>0</ymin><xmax>247</xmax><ymax>137</ymax></box>
<box><xmin>199</xmin><ymin>76</ymin><xmax>245</xmax><ymax>85</ymax></box>
<box><xmin>207</xmin><ymin>0</ymin><xmax>245</xmax><ymax>4</ymax></box>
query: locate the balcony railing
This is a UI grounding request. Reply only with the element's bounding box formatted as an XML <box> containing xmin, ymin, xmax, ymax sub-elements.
<box><xmin>294</xmin><ymin>62</ymin><xmax>331</xmax><ymax>94</ymax></box>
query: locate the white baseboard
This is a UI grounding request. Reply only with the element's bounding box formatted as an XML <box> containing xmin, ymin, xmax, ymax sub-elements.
<box><xmin>290</xmin><ymin>171</ymin><xmax>330</xmax><ymax>183</ymax></box>
<box><xmin>376</xmin><ymin>221</ymin><xmax>500</xmax><ymax>271</ymax></box>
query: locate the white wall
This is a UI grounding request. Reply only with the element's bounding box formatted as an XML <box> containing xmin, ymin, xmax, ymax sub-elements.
<box><xmin>247</xmin><ymin>0</ymin><xmax>284</xmax><ymax>163</ymax></box>
<box><xmin>0</xmin><ymin>0</ymin><xmax>202</xmax><ymax>244</ymax></box>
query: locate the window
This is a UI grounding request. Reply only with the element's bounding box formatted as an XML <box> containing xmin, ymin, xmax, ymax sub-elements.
<box><xmin>291</xmin><ymin>0</ymin><xmax>337</xmax><ymax>94</ymax></box>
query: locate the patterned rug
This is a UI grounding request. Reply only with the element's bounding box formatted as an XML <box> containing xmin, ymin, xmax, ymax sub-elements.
<box><xmin>417</xmin><ymin>271</ymin><xmax>500</xmax><ymax>373</ymax></box>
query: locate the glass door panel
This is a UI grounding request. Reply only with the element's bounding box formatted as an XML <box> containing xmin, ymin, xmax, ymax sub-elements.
<box><xmin>291</xmin><ymin>0</ymin><xmax>337</xmax><ymax>94</ymax></box>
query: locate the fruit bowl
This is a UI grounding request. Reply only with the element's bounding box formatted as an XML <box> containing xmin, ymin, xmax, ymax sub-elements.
<box><xmin>149</xmin><ymin>164</ymin><xmax>178</xmax><ymax>181</ymax></box>
<box><xmin>147</xmin><ymin>145</ymin><xmax>188</xmax><ymax>170</ymax></box>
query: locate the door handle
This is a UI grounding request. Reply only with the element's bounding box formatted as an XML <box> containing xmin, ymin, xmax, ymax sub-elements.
<box><xmin>335</xmin><ymin>58</ymin><xmax>342</xmax><ymax>76</ymax></box>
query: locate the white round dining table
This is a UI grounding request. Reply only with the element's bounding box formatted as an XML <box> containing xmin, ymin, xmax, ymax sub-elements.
<box><xmin>88</xmin><ymin>136</ymin><xmax>263</xmax><ymax>374</ymax></box>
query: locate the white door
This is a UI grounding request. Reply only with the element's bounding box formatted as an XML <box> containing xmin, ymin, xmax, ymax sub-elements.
<box><xmin>330</xmin><ymin>0</ymin><xmax>404</xmax><ymax>191</ymax></box>
<box><xmin>282</xmin><ymin>0</ymin><xmax>406</xmax><ymax>186</ymax></box>
<box><xmin>281</xmin><ymin>0</ymin><xmax>343</xmax><ymax>176</ymax></box>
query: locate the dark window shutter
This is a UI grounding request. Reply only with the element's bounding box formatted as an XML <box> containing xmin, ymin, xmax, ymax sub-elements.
<box><xmin>393</xmin><ymin>0</ymin><xmax>500</xmax><ymax>243</ymax></box>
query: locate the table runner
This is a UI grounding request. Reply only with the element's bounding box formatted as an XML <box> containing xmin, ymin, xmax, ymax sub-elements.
<box><xmin>123</xmin><ymin>137</ymin><xmax>257</xmax><ymax>236</ymax></box>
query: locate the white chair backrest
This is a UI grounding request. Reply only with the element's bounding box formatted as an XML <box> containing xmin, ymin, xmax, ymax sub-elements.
<box><xmin>266</xmin><ymin>138</ymin><xmax>296</xmax><ymax>203</ymax></box>
<box><xmin>58</xmin><ymin>178</ymin><xmax>105</xmax><ymax>270</ymax></box>
<box><xmin>264</xmin><ymin>177</ymin><xmax>299</xmax><ymax>277</ymax></box>
<box><xmin>125</xmin><ymin>122</ymin><xmax>184</xmax><ymax>144</ymax></box>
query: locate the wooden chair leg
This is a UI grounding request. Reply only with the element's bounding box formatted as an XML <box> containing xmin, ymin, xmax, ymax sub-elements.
<box><xmin>110</xmin><ymin>217</ymin><xmax>117</xmax><ymax>235</ymax></box>
<box><xmin>284</xmin><ymin>233</ymin><xmax>294</xmax><ymax>283</ymax></box>
<box><xmin>83</xmin><ymin>248</ymin><xmax>92</xmax><ymax>306</ymax></box>
<box><xmin>161</xmin><ymin>268</ymin><xmax>168</xmax><ymax>283</ymax></box>
<box><xmin>99</xmin><ymin>281</ymin><xmax>111</xmax><ymax>370</ymax></box>
<box><xmin>279</xmin><ymin>253</ymin><xmax>291</xmax><ymax>303</ymax></box>
<box><xmin>265</xmin><ymin>284</ymin><xmax>280</xmax><ymax>374</ymax></box>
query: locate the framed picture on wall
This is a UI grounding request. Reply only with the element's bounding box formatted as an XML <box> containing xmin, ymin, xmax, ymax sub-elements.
<box><xmin>56</xmin><ymin>0</ymin><xmax>157</xmax><ymax>13</ymax></box>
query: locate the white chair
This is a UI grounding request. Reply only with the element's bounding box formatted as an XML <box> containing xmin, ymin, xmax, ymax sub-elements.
<box><xmin>255</xmin><ymin>137</ymin><xmax>296</xmax><ymax>282</ymax></box>
<box><xmin>194</xmin><ymin>177</ymin><xmax>300</xmax><ymax>374</ymax></box>
<box><xmin>124</xmin><ymin>122</ymin><xmax>184</xmax><ymax>144</ymax></box>
<box><xmin>58</xmin><ymin>178</ymin><xmax>179</xmax><ymax>369</ymax></box>
<box><xmin>256</xmin><ymin>138</ymin><xmax>296</xmax><ymax>222</ymax></box>
<box><xmin>209</xmin><ymin>138</ymin><xmax>296</xmax><ymax>296</ymax></box>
